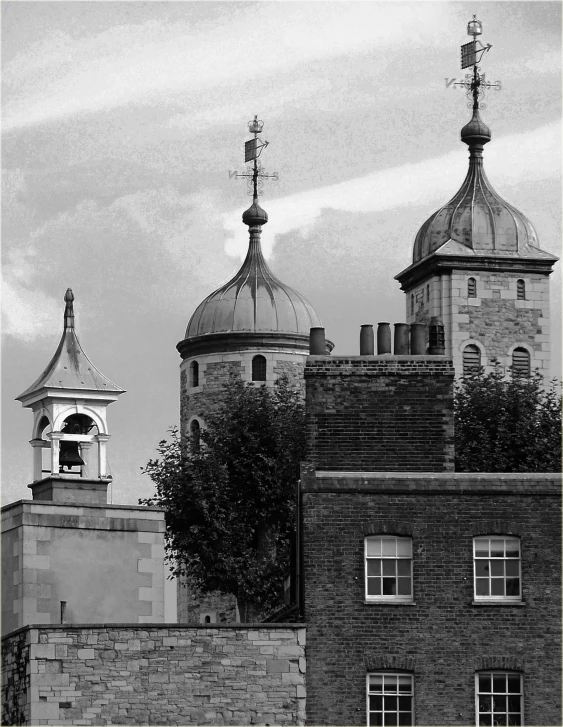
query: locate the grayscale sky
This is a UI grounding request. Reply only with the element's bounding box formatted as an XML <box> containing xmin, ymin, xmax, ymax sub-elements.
<box><xmin>2</xmin><ymin>1</ymin><xmax>561</xmax><ymax>509</ymax></box>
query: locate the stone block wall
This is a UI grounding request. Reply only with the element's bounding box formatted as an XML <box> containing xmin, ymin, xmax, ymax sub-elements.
<box><xmin>304</xmin><ymin>356</ymin><xmax>455</xmax><ymax>472</ymax></box>
<box><xmin>1</xmin><ymin>624</ymin><xmax>306</xmax><ymax>726</ymax></box>
<box><xmin>300</xmin><ymin>471</ymin><xmax>561</xmax><ymax>726</ymax></box>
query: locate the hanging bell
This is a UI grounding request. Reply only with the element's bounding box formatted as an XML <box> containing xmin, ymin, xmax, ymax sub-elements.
<box><xmin>59</xmin><ymin>441</ymin><xmax>85</xmax><ymax>471</ymax></box>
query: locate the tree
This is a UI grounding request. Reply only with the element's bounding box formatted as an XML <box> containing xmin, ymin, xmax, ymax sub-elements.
<box><xmin>454</xmin><ymin>362</ymin><xmax>561</xmax><ymax>473</ymax></box>
<box><xmin>140</xmin><ymin>375</ymin><xmax>306</xmax><ymax>620</ymax></box>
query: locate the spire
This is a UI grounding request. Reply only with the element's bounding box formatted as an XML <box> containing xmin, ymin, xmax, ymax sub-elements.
<box><xmin>237</xmin><ymin>115</ymin><xmax>276</xmax><ymax>228</ymax></box>
<box><xmin>64</xmin><ymin>287</ymin><xmax>75</xmax><ymax>330</ymax></box>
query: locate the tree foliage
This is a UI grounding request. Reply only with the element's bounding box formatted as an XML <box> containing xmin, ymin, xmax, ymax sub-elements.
<box><xmin>140</xmin><ymin>375</ymin><xmax>306</xmax><ymax>619</ymax></box>
<box><xmin>454</xmin><ymin>362</ymin><xmax>561</xmax><ymax>472</ymax></box>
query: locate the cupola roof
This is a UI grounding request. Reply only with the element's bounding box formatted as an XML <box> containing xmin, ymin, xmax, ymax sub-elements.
<box><xmin>16</xmin><ymin>289</ymin><xmax>124</xmax><ymax>402</ymax></box>
<box><xmin>412</xmin><ymin>106</ymin><xmax>554</xmax><ymax>264</ymax></box>
<box><xmin>185</xmin><ymin>200</ymin><xmax>321</xmax><ymax>339</ymax></box>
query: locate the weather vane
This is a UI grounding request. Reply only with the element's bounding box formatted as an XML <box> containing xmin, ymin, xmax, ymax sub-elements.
<box><xmin>454</xmin><ymin>15</ymin><xmax>501</xmax><ymax>110</ymax></box>
<box><xmin>231</xmin><ymin>116</ymin><xmax>278</xmax><ymax>197</ymax></box>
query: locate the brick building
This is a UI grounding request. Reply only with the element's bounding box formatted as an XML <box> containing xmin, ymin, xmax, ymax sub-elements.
<box><xmin>299</xmin><ymin>351</ymin><xmax>561</xmax><ymax>725</ymax></box>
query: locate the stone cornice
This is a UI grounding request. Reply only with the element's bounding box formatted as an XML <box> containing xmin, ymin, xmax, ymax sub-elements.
<box><xmin>177</xmin><ymin>331</ymin><xmax>334</xmax><ymax>359</ymax></box>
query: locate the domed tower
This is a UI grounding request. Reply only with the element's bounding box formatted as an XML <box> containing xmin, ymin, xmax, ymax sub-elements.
<box><xmin>176</xmin><ymin>117</ymin><xmax>331</xmax><ymax>623</ymax></box>
<box><xmin>395</xmin><ymin>17</ymin><xmax>557</xmax><ymax>378</ymax></box>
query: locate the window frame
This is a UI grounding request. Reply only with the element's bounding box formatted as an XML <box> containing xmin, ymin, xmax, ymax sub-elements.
<box><xmin>252</xmin><ymin>354</ymin><xmax>267</xmax><ymax>382</ymax></box>
<box><xmin>475</xmin><ymin>671</ymin><xmax>523</xmax><ymax>726</ymax></box>
<box><xmin>367</xmin><ymin>672</ymin><xmax>414</xmax><ymax>726</ymax></box>
<box><xmin>473</xmin><ymin>536</ymin><xmax>522</xmax><ymax>602</ymax></box>
<box><xmin>189</xmin><ymin>360</ymin><xmax>199</xmax><ymax>388</ymax></box>
<box><xmin>365</xmin><ymin>536</ymin><xmax>413</xmax><ymax>604</ymax></box>
<box><xmin>463</xmin><ymin>344</ymin><xmax>481</xmax><ymax>376</ymax></box>
<box><xmin>511</xmin><ymin>348</ymin><xmax>530</xmax><ymax>377</ymax></box>
<box><xmin>516</xmin><ymin>279</ymin><xmax>526</xmax><ymax>300</ymax></box>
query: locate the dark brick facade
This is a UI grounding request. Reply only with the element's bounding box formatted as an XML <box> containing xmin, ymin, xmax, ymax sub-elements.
<box><xmin>304</xmin><ymin>357</ymin><xmax>455</xmax><ymax>472</ymax></box>
<box><xmin>300</xmin><ymin>473</ymin><xmax>562</xmax><ymax>726</ymax></box>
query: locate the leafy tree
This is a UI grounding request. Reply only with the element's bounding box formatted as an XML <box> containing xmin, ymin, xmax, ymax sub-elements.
<box><xmin>454</xmin><ymin>362</ymin><xmax>561</xmax><ymax>472</ymax></box>
<box><xmin>140</xmin><ymin>375</ymin><xmax>306</xmax><ymax>620</ymax></box>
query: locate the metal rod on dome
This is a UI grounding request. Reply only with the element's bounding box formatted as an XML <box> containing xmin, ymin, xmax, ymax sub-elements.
<box><xmin>455</xmin><ymin>15</ymin><xmax>500</xmax><ymax>109</ymax></box>
<box><xmin>236</xmin><ymin>116</ymin><xmax>278</xmax><ymax>199</ymax></box>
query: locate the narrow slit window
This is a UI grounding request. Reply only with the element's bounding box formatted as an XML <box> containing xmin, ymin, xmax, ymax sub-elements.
<box><xmin>410</xmin><ymin>294</ymin><xmax>414</xmax><ymax>315</ymax></box>
<box><xmin>468</xmin><ymin>277</ymin><xmax>477</xmax><ymax>298</ymax></box>
<box><xmin>190</xmin><ymin>361</ymin><xmax>199</xmax><ymax>387</ymax></box>
<box><xmin>516</xmin><ymin>279</ymin><xmax>526</xmax><ymax>300</ymax></box>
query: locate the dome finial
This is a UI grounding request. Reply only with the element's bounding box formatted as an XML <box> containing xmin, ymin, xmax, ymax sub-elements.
<box><xmin>235</xmin><ymin>116</ymin><xmax>278</xmax><ymax>227</ymax></box>
<box><xmin>64</xmin><ymin>288</ymin><xmax>75</xmax><ymax>330</ymax></box>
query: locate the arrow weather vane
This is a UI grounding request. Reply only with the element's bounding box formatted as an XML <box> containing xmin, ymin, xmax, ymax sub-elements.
<box><xmin>454</xmin><ymin>15</ymin><xmax>501</xmax><ymax>110</ymax></box>
<box><xmin>234</xmin><ymin>116</ymin><xmax>278</xmax><ymax>197</ymax></box>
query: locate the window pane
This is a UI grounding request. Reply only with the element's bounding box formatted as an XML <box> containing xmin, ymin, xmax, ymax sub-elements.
<box><xmin>491</xmin><ymin>579</ymin><xmax>505</xmax><ymax>596</ymax></box>
<box><xmin>475</xmin><ymin>539</ymin><xmax>489</xmax><ymax>557</ymax></box>
<box><xmin>506</xmin><ymin>578</ymin><xmax>520</xmax><ymax>596</ymax></box>
<box><xmin>370</xmin><ymin>712</ymin><xmax>383</xmax><ymax>726</ymax></box>
<box><xmin>476</xmin><ymin>561</ymin><xmax>489</xmax><ymax>577</ymax></box>
<box><xmin>382</xmin><ymin>560</ymin><xmax>396</xmax><ymax>576</ymax></box>
<box><xmin>507</xmin><ymin>697</ymin><xmax>520</xmax><ymax>712</ymax></box>
<box><xmin>381</xmin><ymin>539</ymin><xmax>396</xmax><ymax>556</ymax></box>
<box><xmin>368</xmin><ymin>560</ymin><xmax>381</xmax><ymax>576</ymax></box>
<box><xmin>370</xmin><ymin>696</ymin><xmax>383</xmax><ymax>710</ymax></box>
<box><xmin>398</xmin><ymin>697</ymin><xmax>411</xmax><ymax>711</ymax></box>
<box><xmin>398</xmin><ymin>676</ymin><xmax>412</xmax><ymax>692</ymax></box>
<box><xmin>397</xmin><ymin>578</ymin><xmax>412</xmax><ymax>596</ymax></box>
<box><xmin>492</xmin><ymin>675</ymin><xmax>506</xmax><ymax>693</ymax></box>
<box><xmin>493</xmin><ymin>715</ymin><xmax>507</xmax><ymax>726</ymax></box>
<box><xmin>396</xmin><ymin>539</ymin><xmax>412</xmax><ymax>557</ymax></box>
<box><xmin>367</xmin><ymin>579</ymin><xmax>381</xmax><ymax>596</ymax></box>
<box><xmin>480</xmin><ymin>696</ymin><xmax>492</xmax><ymax>711</ymax></box>
<box><xmin>479</xmin><ymin>675</ymin><xmax>492</xmax><ymax>692</ymax></box>
<box><xmin>490</xmin><ymin>561</ymin><xmax>504</xmax><ymax>577</ymax></box>
<box><xmin>398</xmin><ymin>712</ymin><xmax>412</xmax><ymax>726</ymax></box>
<box><xmin>382</xmin><ymin>578</ymin><xmax>396</xmax><ymax>595</ymax></box>
<box><xmin>397</xmin><ymin>560</ymin><xmax>411</xmax><ymax>576</ymax></box>
<box><xmin>506</xmin><ymin>676</ymin><xmax>520</xmax><ymax>694</ymax></box>
<box><xmin>490</xmin><ymin>542</ymin><xmax>504</xmax><ymax>558</ymax></box>
<box><xmin>370</xmin><ymin>675</ymin><xmax>383</xmax><ymax>691</ymax></box>
<box><xmin>384</xmin><ymin>697</ymin><xmax>398</xmax><ymax>710</ymax></box>
<box><xmin>507</xmin><ymin>714</ymin><xmax>522</xmax><ymax>726</ymax></box>
<box><xmin>476</xmin><ymin>578</ymin><xmax>489</xmax><ymax>596</ymax></box>
<box><xmin>480</xmin><ymin>717</ymin><xmax>492</xmax><ymax>726</ymax></box>
<box><xmin>505</xmin><ymin>542</ymin><xmax>520</xmax><ymax>558</ymax></box>
<box><xmin>385</xmin><ymin>714</ymin><xmax>398</xmax><ymax>726</ymax></box>
<box><xmin>505</xmin><ymin>561</ymin><xmax>519</xmax><ymax>577</ymax></box>
<box><xmin>492</xmin><ymin>696</ymin><xmax>506</xmax><ymax>712</ymax></box>
<box><xmin>382</xmin><ymin>675</ymin><xmax>398</xmax><ymax>692</ymax></box>
<box><xmin>366</xmin><ymin>538</ymin><xmax>381</xmax><ymax>557</ymax></box>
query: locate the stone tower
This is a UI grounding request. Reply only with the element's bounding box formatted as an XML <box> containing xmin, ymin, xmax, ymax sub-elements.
<box><xmin>395</xmin><ymin>55</ymin><xmax>557</xmax><ymax>378</ymax></box>
<box><xmin>175</xmin><ymin>119</ymin><xmax>332</xmax><ymax>623</ymax></box>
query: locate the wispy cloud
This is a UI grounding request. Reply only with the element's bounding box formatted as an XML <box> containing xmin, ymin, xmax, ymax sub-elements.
<box><xmin>223</xmin><ymin>120</ymin><xmax>561</xmax><ymax>258</ymax></box>
<box><xmin>3</xmin><ymin>3</ymin><xmax>453</xmax><ymax>131</ymax></box>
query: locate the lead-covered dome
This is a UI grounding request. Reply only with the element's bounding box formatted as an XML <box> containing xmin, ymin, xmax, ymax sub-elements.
<box><xmin>413</xmin><ymin>108</ymin><xmax>543</xmax><ymax>264</ymax></box>
<box><xmin>184</xmin><ymin>199</ymin><xmax>322</xmax><ymax>339</ymax></box>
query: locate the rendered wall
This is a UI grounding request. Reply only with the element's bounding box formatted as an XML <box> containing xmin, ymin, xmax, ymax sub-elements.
<box><xmin>304</xmin><ymin>357</ymin><xmax>455</xmax><ymax>472</ymax></box>
<box><xmin>1</xmin><ymin>624</ymin><xmax>306</xmax><ymax>726</ymax></box>
<box><xmin>301</xmin><ymin>471</ymin><xmax>562</xmax><ymax>726</ymax></box>
<box><xmin>1</xmin><ymin>502</ymin><xmax>165</xmax><ymax>635</ymax></box>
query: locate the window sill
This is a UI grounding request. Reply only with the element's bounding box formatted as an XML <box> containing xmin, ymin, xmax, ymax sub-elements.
<box><xmin>472</xmin><ymin>600</ymin><xmax>526</xmax><ymax>606</ymax></box>
<box><xmin>364</xmin><ymin>600</ymin><xmax>416</xmax><ymax>606</ymax></box>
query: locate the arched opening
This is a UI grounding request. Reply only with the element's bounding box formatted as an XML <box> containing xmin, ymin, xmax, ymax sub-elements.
<box><xmin>204</xmin><ymin>615</ymin><xmax>211</xmax><ymax>624</ymax></box>
<box><xmin>516</xmin><ymin>279</ymin><xmax>526</xmax><ymax>300</ymax></box>
<box><xmin>511</xmin><ymin>348</ymin><xmax>530</xmax><ymax>377</ymax></box>
<box><xmin>59</xmin><ymin>414</ymin><xmax>96</xmax><ymax>475</ymax></box>
<box><xmin>463</xmin><ymin>344</ymin><xmax>481</xmax><ymax>376</ymax></box>
<box><xmin>190</xmin><ymin>361</ymin><xmax>199</xmax><ymax>388</ymax></box>
<box><xmin>190</xmin><ymin>419</ymin><xmax>201</xmax><ymax>452</ymax></box>
<box><xmin>467</xmin><ymin>277</ymin><xmax>477</xmax><ymax>298</ymax></box>
<box><xmin>252</xmin><ymin>355</ymin><xmax>267</xmax><ymax>382</ymax></box>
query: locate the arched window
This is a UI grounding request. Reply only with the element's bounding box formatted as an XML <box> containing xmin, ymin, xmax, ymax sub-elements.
<box><xmin>511</xmin><ymin>348</ymin><xmax>530</xmax><ymax>377</ymax></box>
<box><xmin>463</xmin><ymin>344</ymin><xmax>481</xmax><ymax>376</ymax></box>
<box><xmin>516</xmin><ymin>279</ymin><xmax>526</xmax><ymax>300</ymax></box>
<box><xmin>190</xmin><ymin>419</ymin><xmax>201</xmax><ymax>452</ymax></box>
<box><xmin>467</xmin><ymin>277</ymin><xmax>477</xmax><ymax>298</ymax></box>
<box><xmin>204</xmin><ymin>615</ymin><xmax>211</xmax><ymax>624</ymax></box>
<box><xmin>189</xmin><ymin>361</ymin><xmax>199</xmax><ymax>387</ymax></box>
<box><xmin>410</xmin><ymin>294</ymin><xmax>414</xmax><ymax>315</ymax></box>
<box><xmin>252</xmin><ymin>355</ymin><xmax>267</xmax><ymax>382</ymax></box>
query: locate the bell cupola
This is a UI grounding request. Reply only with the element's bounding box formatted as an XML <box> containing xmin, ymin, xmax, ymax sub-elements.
<box><xmin>16</xmin><ymin>289</ymin><xmax>125</xmax><ymax>503</ymax></box>
<box><xmin>395</xmin><ymin>17</ymin><xmax>557</xmax><ymax>377</ymax></box>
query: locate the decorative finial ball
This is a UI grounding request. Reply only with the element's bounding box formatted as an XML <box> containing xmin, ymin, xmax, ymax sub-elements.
<box><xmin>64</xmin><ymin>288</ymin><xmax>74</xmax><ymax>303</ymax></box>
<box><xmin>248</xmin><ymin>116</ymin><xmax>264</xmax><ymax>135</ymax></box>
<box><xmin>467</xmin><ymin>16</ymin><xmax>482</xmax><ymax>37</ymax></box>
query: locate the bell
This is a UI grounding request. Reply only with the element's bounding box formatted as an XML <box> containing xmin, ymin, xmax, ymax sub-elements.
<box><xmin>59</xmin><ymin>441</ymin><xmax>85</xmax><ymax>471</ymax></box>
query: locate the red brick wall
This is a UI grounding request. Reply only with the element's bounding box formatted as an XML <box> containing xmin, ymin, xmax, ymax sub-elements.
<box><xmin>300</xmin><ymin>473</ymin><xmax>562</xmax><ymax>726</ymax></box>
<box><xmin>304</xmin><ymin>357</ymin><xmax>455</xmax><ymax>472</ymax></box>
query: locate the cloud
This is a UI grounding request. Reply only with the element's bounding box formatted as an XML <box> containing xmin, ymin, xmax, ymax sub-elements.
<box><xmin>3</xmin><ymin>3</ymin><xmax>454</xmax><ymax>131</ymax></box>
<box><xmin>223</xmin><ymin>120</ymin><xmax>561</xmax><ymax>258</ymax></box>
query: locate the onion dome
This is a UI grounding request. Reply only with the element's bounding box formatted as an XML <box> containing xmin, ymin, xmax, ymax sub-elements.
<box><xmin>16</xmin><ymin>289</ymin><xmax>124</xmax><ymax>401</ymax></box>
<box><xmin>412</xmin><ymin>107</ymin><xmax>546</xmax><ymax>264</ymax></box>
<box><xmin>183</xmin><ymin>200</ymin><xmax>322</xmax><ymax>341</ymax></box>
